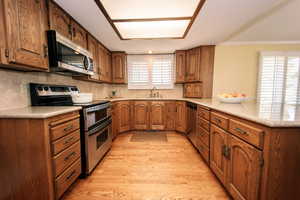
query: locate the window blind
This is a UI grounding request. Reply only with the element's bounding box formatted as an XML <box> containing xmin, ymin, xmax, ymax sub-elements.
<box><xmin>257</xmin><ymin>52</ymin><xmax>300</xmax><ymax>104</ymax></box>
<box><xmin>127</xmin><ymin>54</ymin><xmax>174</xmax><ymax>89</ymax></box>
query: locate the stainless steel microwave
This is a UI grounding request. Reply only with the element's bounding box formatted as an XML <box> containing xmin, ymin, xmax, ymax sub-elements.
<box><xmin>47</xmin><ymin>30</ymin><xmax>94</xmax><ymax>76</ymax></box>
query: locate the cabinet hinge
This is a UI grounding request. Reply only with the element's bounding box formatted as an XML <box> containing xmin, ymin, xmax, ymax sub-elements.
<box><xmin>5</xmin><ymin>49</ymin><xmax>9</xmax><ymax>58</ymax></box>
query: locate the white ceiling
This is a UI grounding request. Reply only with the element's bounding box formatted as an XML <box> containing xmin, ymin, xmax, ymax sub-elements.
<box><xmin>227</xmin><ymin>0</ymin><xmax>300</xmax><ymax>42</ymax></box>
<box><xmin>54</xmin><ymin>0</ymin><xmax>296</xmax><ymax>53</ymax></box>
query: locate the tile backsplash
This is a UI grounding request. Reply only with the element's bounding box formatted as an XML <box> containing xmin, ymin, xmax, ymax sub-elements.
<box><xmin>0</xmin><ymin>68</ymin><xmax>183</xmax><ymax>110</ymax></box>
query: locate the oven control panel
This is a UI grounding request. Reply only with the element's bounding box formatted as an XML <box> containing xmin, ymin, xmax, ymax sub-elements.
<box><xmin>31</xmin><ymin>83</ymin><xmax>79</xmax><ymax>96</ymax></box>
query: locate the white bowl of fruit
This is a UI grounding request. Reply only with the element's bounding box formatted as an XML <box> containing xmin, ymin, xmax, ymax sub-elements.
<box><xmin>218</xmin><ymin>93</ymin><xmax>247</xmax><ymax>104</ymax></box>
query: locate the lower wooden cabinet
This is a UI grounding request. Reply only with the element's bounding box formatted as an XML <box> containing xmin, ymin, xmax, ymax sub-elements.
<box><xmin>149</xmin><ymin>101</ymin><xmax>165</xmax><ymax>130</ymax></box>
<box><xmin>133</xmin><ymin>101</ymin><xmax>149</xmax><ymax>130</ymax></box>
<box><xmin>0</xmin><ymin>111</ymin><xmax>81</xmax><ymax>200</ymax></box>
<box><xmin>118</xmin><ymin>101</ymin><xmax>131</xmax><ymax>133</ymax></box>
<box><xmin>175</xmin><ymin>101</ymin><xmax>187</xmax><ymax>132</ymax></box>
<box><xmin>165</xmin><ymin>101</ymin><xmax>177</xmax><ymax>130</ymax></box>
<box><xmin>210</xmin><ymin>124</ymin><xmax>228</xmax><ymax>185</ymax></box>
<box><xmin>227</xmin><ymin>135</ymin><xmax>262</xmax><ymax>200</ymax></box>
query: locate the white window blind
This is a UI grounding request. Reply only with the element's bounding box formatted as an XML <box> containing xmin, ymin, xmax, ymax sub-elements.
<box><xmin>127</xmin><ymin>54</ymin><xmax>174</xmax><ymax>89</ymax></box>
<box><xmin>257</xmin><ymin>52</ymin><xmax>300</xmax><ymax>104</ymax></box>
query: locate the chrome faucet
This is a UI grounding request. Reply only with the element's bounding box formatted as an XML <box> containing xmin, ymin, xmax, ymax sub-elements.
<box><xmin>150</xmin><ymin>87</ymin><xmax>158</xmax><ymax>98</ymax></box>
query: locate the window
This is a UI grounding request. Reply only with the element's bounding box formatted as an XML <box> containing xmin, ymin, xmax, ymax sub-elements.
<box><xmin>257</xmin><ymin>52</ymin><xmax>300</xmax><ymax>104</ymax></box>
<box><xmin>127</xmin><ymin>54</ymin><xmax>174</xmax><ymax>89</ymax></box>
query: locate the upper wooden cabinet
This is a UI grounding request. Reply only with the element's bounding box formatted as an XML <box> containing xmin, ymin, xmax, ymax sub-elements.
<box><xmin>200</xmin><ymin>46</ymin><xmax>215</xmax><ymax>98</ymax></box>
<box><xmin>48</xmin><ymin>1</ymin><xmax>72</xmax><ymax>40</ymax></box>
<box><xmin>49</xmin><ymin>1</ymin><xmax>87</xmax><ymax>49</ymax></box>
<box><xmin>98</xmin><ymin>45</ymin><xmax>112</xmax><ymax>83</ymax></box>
<box><xmin>175</xmin><ymin>50</ymin><xmax>186</xmax><ymax>83</ymax></box>
<box><xmin>87</xmin><ymin>34</ymin><xmax>100</xmax><ymax>80</ymax></box>
<box><xmin>149</xmin><ymin>101</ymin><xmax>165</xmax><ymax>130</ymax></box>
<box><xmin>184</xmin><ymin>83</ymin><xmax>202</xmax><ymax>98</ymax></box>
<box><xmin>112</xmin><ymin>52</ymin><xmax>127</xmax><ymax>84</ymax></box>
<box><xmin>71</xmin><ymin>21</ymin><xmax>87</xmax><ymax>49</ymax></box>
<box><xmin>118</xmin><ymin>101</ymin><xmax>131</xmax><ymax>133</ymax></box>
<box><xmin>186</xmin><ymin>47</ymin><xmax>201</xmax><ymax>82</ymax></box>
<box><xmin>0</xmin><ymin>0</ymin><xmax>49</xmax><ymax>71</ymax></box>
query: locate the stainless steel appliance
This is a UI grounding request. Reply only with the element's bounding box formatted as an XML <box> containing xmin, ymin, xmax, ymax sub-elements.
<box><xmin>47</xmin><ymin>30</ymin><xmax>94</xmax><ymax>76</ymax></box>
<box><xmin>29</xmin><ymin>83</ymin><xmax>111</xmax><ymax>176</ymax></box>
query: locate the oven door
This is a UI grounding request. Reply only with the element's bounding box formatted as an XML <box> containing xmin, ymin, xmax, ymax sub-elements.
<box><xmin>84</xmin><ymin>102</ymin><xmax>111</xmax><ymax>131</ymax></box>
<box><xmin>86</xmin><ymin>119</ymin><xmax>112</xmax><ymax>175</ymax></box>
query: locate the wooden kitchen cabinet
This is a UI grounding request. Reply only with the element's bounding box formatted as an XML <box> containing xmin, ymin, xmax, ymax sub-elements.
<box><xmin>112</xmin><ymin>52</ymin><xmax>127</xmax><ymax>84</ymax></box>
<box><xmin>186</xmin><ymin>47</ymin><xmax>201</xmax><ymax>82</ymax></box>
<box><xmin>175</xmin><ymin>50</ymin><xmax>186</xmax><ymax>83</ymax></box>
<box><xmin>200</xmin><ymin>46</ymin><xmax>215</xmax><ymax>98</ymax></box>
<box><xmin>227</xmin><ymin>134</ymin><xmax>262</xmax><ymax>200</ymax></box>
<box><xmin>0</xmin><ymin>0</ymin><xmax>49</xmax><ymax>71</ymax></box>
<box><xmin>49</xmin><ymin>1</ymin><xmax>87</xmax><ymax>49</ymax></box>
<box><xmin>210</xmin><ymin>124</ymin><xmax>228</xmax><ymax>185</ymax></box>
<box><xmin>149</xmin><ymin>101</ymin><xmax>165</xmax><ymax>130</ymax></box>
<box><xmin>164</xmin><ymin>101</ymin><xmax>177</xmax><ymax>130</ymax></box>
<box><xmin>133</xmin><ymin>101</ymin><xmax>149</xmax><ymax>130</ymax></box>
<box><xmin>184</xmin><ymin>83</ymin><xmax>202</xmax><ymax>98</ymax></box>
<box><xmin>98</xmin><ymin>45</ymin><xmax>112</xmax><ymax>83</ymax></box>
<box><xmin>175</xmin><ymin>101</ymin><xmax>187</xmax><ymax>133</ymax></box>
<box><xmin>87</xmin><ymin>34</ymin><xmax>100</xmax><ymax>80</ymax></box>
<box><xmin>118</xmin><ymin>101</ymin><xmax>131</xmax><ymax>133</ymax></box>
<box><xmin>71</xmin><ymin>21</ymin><xmax>87</xmax><ymax>49</ymax></box>
<box><xmin>48</xmin><ymin>1</ymin><xmax>72</xmax><ymax>40</ymax></box>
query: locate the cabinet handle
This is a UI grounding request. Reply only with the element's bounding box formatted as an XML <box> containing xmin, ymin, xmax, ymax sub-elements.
<box><xmin>35</xmin><ymin>0</ymin><xmax>40</xmax><ymax>3</ymax></box>
<box><xmin>63</xmin><ymin>137</ymin><xmax>74</xmax><ymax>145</ymax></box>
<box><xmin>222</xmin><ymin>145</ymin><xmax>231</xmax><ymax>160</ymax></box>
<box><xmin>64</xmin><ymin>152</ymin><xmax>76</xmax><ymax>161</ymax></box>
<box><xmin>64</xmin><ymin>125</ymin><xmax>73</xmax><ymax>132</ymax></box>
<box><xmin>214</xmin><ymin>118</ymin><xmax>222</xmax><ymax>124</ymax></box>
<box><xmin>66</xmin><ymin>170</ymin><xmax>76</xmax><ymax>180</ymax></box>
<box><xmin>73</xmin><ymin>27</ymin><xmax>76</xmax><ymax>37</ymax></box>
<box><xmin>235</xmin><ymin>127</ymin><xmax>247</xmax><ymax>135</ymax></box>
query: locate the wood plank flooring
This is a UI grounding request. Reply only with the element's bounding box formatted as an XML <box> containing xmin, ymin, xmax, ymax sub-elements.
<box><xmin>62</xmin><ymin>132</ymin><xmax>230</xmax><ymax>200</ymax></box>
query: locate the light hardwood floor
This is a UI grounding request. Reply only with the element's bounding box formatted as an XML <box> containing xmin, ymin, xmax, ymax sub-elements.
<box><xmin>62</xmin><ymin>132</ymin><xmax>230</xmax><ymax>200</ymax></box>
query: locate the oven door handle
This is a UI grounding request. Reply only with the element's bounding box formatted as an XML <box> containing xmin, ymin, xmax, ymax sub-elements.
<box><xmin>85</xmin><ymin>103</ymin><xmax>111</xmax><ymax>113</ymax></box>
<box><xmin>88</xmin><ymin>118</ymin><xmax>112</xmax><ymax>136</ymax></box>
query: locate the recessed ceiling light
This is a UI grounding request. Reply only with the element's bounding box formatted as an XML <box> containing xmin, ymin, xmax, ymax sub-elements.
<box><xmin>148</xmin><ymin>50</ymin><xmax>152</xmax><ymax>54</ymax></box>
<box><xmin>95</xmin><ymin>0</ymin><xmax>206</xmax><ymax>40</ymax></box>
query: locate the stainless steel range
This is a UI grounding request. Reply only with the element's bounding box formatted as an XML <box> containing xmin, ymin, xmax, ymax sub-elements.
<box><xmin>30</xmin><ymin>83</ymin><xmax>112</xmax><ymax>176</ymax></box>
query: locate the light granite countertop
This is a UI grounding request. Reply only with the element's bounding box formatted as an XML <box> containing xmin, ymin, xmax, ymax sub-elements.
<box><xmin>105</xmin><ymin>97</ymin><xmax>300</xmax><ymax>127</ymax></box>
<box><xmin>0</xmin><ymin>106</ymin><xmax>82</xmax><ymax>119</ymax></box>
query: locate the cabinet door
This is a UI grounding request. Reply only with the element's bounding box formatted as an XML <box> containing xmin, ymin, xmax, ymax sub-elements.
<box><xmin>49</xmin><ymin>1</ymin><xmax>72</xmax><ymax>40</ymax></box>
<box><xmin>175</xmin><ymin>101</ymin><xmax>186</xmax><ymax>133</ymax></box>
<box><xmin>200</xmin><ymin>46</ymin><xmax>215</xmax><ymax>98</ymax></box>
<box><xmin>227</xmin><ymin>135</ymin><xmax>262</xmax><ymax>200</ymax></box>
<box><xmin>193</xmin><ymin>83</ymin><xmax>202</xmax><ymax>98</ymax></box>
<box><xmin>119</xmin><ymin>101</ymin><xmax>131</xmax><ymax>133</ymax></box>
<box><xmin>149</xmin><ymin>101</ymin><xmax>165</xmax><ymax>130</ymax></box>
<box><xmin>4</xmin><ymin>0</ymin><xmax>48</xmax><ymax>69</ymax></box>
<box><xmin>87</xmin><ymin>34</ymin><xmax>99</xmax><ymax>80</ymax></box>
<box><xmin>165</xmin><ymin>102</ymin><xmax>176</xmax><ymax>130</ymax></box>
<box><xmin>184</xmin><ymin>84</ymin><xmax>193</xmax><ymax>97</ymax></box>
<box><xmin>111</xmin><ymin>102</ymin><xmax>119</xmax><ymax>139</ymax></box>
<box><xmin>210</xmin><ymin>124</ymin><xmax>228</xmax><ymax>185</ymax></box>
<box><xmin>186</xmin><ymin>48</ymin><xmax>201</xmax><ymax>82</ymax></box>
<box><xmin>71</xmin><ymin>21</ymin><xmax>87</xmax><ymax>49</ymax></box>
<box><xmin>112</xmin><ymin>52</ymin><xmax>126</xmax><ymax>84</ymax></box>
<box><xmin>175</xmin><ymin>50</ymin><xmax>186</xmax><ymax>83</ymax></box>
<box><xmin>98</xmin><ymin>44</ymin><xmax>106</xmax><ymax>81</ymax></box>
<box><xmin>133</xmin><ymin>101</ymin><xmax>149</xmax><ymax>130</ymax></box>
<box><xmin>106</xmin><ymin>51</ymin><xmax>112</xmax><ymax>83</ymax></box>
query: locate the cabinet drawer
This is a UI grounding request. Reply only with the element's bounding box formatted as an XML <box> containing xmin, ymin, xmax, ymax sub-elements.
<box><xmin>53</xmin><ymin>141</ymin><xmax>81</xmax><ymax>177</ymax></box>
<box><xmin>197</xmin><ymin>106</ymin><xmax>210</xmax><ymax>121</ymax></box>
<box><xmin>210</xmin><ymin>112</ymin><xmax>229</xmax><ymax>130</ymax></box>
<box><xmin>51</xmin><ymin>130</ymin><xmax>80</xmax><ymax>155</ymax></box>
<box><xmin>50</xmin><ymin>118</ymin><xmax>80</xmax><ymax>141</ymax></box>
<box><xmin>55</xmin><ymin>159</ymin><xmax>81</xmax><ymax>200</ymax></box>
<box><xmin>198</xmin><ymin>118</ymin><xmax>210</xmax><ymax>131</ymax></box>
<box><xmin>197</xmin><ymin>139</ymin><xmax>209</xmax><ymax>164</ymax></box>
<box><xmin>198</xmin><ymin>126</ymin><xmax>210</xmax><ymax>147</ymax></box>
<box><xmin>229</xmin><ymin>119</ymin><xmax>264</xmax><ymax>149</ymax></box>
